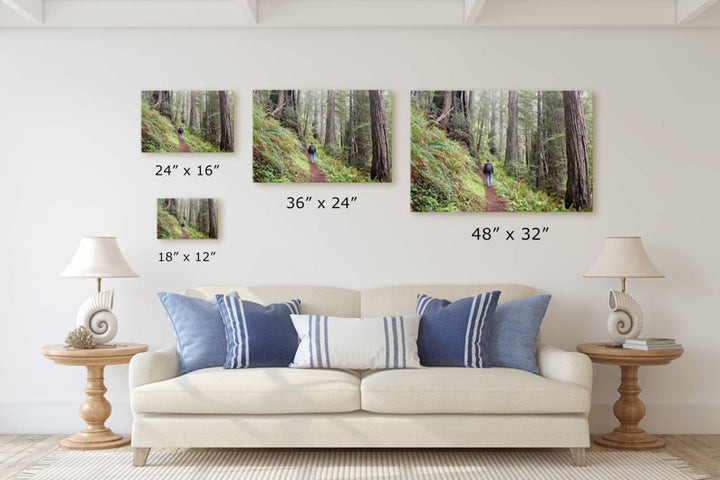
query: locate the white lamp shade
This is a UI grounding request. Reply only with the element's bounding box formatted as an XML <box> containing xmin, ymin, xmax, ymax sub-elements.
<box><xmin>583</xmin><ymin>236</ymin><xmax>664</xmax><ymax>279</ymax></box>
<box><xmin>61</xmin><ymin>237</ymin><xmax>139</xmax><ymax>278</ymax></box>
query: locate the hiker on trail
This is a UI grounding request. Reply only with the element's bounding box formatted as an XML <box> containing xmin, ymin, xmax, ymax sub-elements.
<box><xmin>483</xmin><ymin>160</ymin><xmax>494</xmax><ymax>187</ymax></box>
<box><xmin>178</xmin><ymin>126</ymin><xmax>184</xmax><ymax>140</ymax></box>
<box><xmin>308</xmin><ymin>143</ymin><xmax>317</xmax><ymax>164</ymax></box>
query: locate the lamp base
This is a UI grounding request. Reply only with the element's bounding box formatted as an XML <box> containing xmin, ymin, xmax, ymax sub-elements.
<box><xmin>76</xmin><ymin>290</ymin><xmax>118</xmax><ymax>345</ymax></box>
<box><xmin>607</xmin><ymin>290</ymin><xmax>644</xmax><ymax>343</ymax></box>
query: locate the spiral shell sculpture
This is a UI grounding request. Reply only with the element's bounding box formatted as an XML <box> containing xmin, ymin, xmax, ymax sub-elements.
<box><xmin>76</xmin><ymin>290</ymin><xmax>117</xmax><ymax>345</ymax></box>
<box><xmin>607</xmin><ymin>289</ymin><xmax>644</xmax><ymax>343</ymax></box>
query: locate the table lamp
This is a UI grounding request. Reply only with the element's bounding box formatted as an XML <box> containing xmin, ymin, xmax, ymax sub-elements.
<box><xmin>61</xmin><ymin>237</ymin><xmax>138</xmax><ymax>346</ymax></box>
<box><xmin>583</xmin><ymin>236</ymin><xmax>664</xmax><ymax>344</ymax></box>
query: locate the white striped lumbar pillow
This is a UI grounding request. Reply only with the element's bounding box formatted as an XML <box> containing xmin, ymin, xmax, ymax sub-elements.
<box><xmin>289</xmin><ymin>314</ymin><xmax>422</xmax><ymax>370</ymax></box>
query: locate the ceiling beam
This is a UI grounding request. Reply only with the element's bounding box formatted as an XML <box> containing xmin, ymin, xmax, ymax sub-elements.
<box><xmin>474</xmin><ymin>0</ymin><xmax>676</xmax><ymax>27</ymax></box>
<box><xmin>40</xmin><ymin>0</ymin><xmax>263</xmax><ymax>27</ymax></box>
<box><xmin>238</xmin><ymin>0</ymin><xmax>257</xmax><ymax>24</ymax></box>
<box><xmin>257</xmin><ymin>0</ymin><xmax>460</xmax><ymax>26</ymax></box>
<box><xmin>1</xmin><ymin>0</ymin><xmax>709</xmax><ymax>28</ymax></box>
<box><xmin>1</xmin><ymin>0</ymin><xmax>42</xmax><ymax>23</ymax></box>
<box><xmin>677</xmin><ymin>0</ymin><xmax>719</xmax><ymax>23</ymax></box>
<box><xmin>464</xmin><ymin>0</ymin><xmax>487</xmax><ymax>24</ymax></box>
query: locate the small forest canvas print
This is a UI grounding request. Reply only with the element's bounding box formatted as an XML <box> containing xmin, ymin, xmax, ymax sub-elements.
<box><xmin>411</xmin><ymin>90</ymin><xmax>593</xmax><ymax>212</ymax></box>
<box><xmin>253</xmin><ymin>90</ymin><xmax>392</xmax><ymax>183</ymax></box>
<box><xmin>142</xmin><ymin>90</ymin><xmax>235</xmax><ymax>153</ymax></box>
<box><xmin>157</xmin><ymin>198</ymin><xmax>218</xmax><ymax>240</ymax></box>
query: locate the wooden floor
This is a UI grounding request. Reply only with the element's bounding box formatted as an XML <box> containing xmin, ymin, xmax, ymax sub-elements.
<box><xmin>1</xmin><ymin>434</ymin><xmax>719</xmax><ymax>479</ymax></box>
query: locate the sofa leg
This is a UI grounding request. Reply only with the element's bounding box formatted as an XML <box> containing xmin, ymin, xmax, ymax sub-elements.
<box><xmin>569</xmin><ymin>448</ymin><xmax>586</xmax><ymax>466</ymax></box>
<box><xmin>133</xmin><ymin>448</ymin><xmax>150</xmax><ymax>467</ymax></box>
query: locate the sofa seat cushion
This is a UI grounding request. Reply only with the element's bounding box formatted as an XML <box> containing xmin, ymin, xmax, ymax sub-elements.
<box><xmin>132</xmin><ymin>367</ymin><xmax>360</xmax><ymax>414</ymax></box>
<box><xmin>360</xmin><ymin>367</ymin><xmax>590</xmax><ymax>414</ymax></box>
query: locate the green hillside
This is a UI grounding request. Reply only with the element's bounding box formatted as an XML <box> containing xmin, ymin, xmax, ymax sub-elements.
<box><xmin>141</xmin><ymin>100</ymin><xmax>220</xmax><ymax>153</ymax></box>
<box><xmin>253</xmin><ymin>108</ymin><xmax>311</xmax><ymax>182</ymax></box>
<box><xmin>157</xmin><ymin>205</ymin><xmax>206</xmax><ymax>239</ymax></box>
<box><xmin>411</xmin><ymin>115</ymin><xmax>486</xmax><ymax>212</ymax></box>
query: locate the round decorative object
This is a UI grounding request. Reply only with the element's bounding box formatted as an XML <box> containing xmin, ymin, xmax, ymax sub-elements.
<box><xmin>76</xmin><ymin>290</ymin><xmax>118</xmax><ymax>345</ymax></box>
<box><xmin>606</xmin><ymin>289</ymin><xmax>643</xmax><ymax>343</ymax></box>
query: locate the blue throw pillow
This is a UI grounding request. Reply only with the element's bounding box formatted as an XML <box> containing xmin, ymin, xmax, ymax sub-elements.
<box><xmin>416</xmin><ymin>291</ymin><xmax>501</xmax><ymax>367</ymax></box>
<box><xmin>158</xmin><ymin>292</ymin><xmax>227</xmax><ymax>375</ymax></box>
<box><xmin>486</xmin><ymin>295</ymin><xmax>551</xmax><ymax>374</ymax></box>
<box><xmin>216</xmin><ymin>292</ymin><xmax>301</xmax><ymax>368</ymax></box>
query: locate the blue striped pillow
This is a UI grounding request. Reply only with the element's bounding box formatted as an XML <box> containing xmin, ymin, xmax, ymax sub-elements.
<box><xmin>216</xmin><ymin>292</ymin><xmax>301</xmax><ymax>368</ymax></box>
<box><xmin>416</xmin><ymin>291</ymin><xmax>501</xmax><ymax>367</ymax></box>
<box><xmin>289</xmin><ymin>314</ymin><xmax>422</xmax><ymax>369</ymax></box>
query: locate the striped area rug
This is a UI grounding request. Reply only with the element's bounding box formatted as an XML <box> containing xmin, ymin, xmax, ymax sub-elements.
<box><xmin>17</xmin><ymin>449</ymin><xmax>707</xmax><ymax>480</ymax></box>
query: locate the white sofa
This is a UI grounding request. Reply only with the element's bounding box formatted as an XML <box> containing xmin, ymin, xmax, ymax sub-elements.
<box><xmin>129</xmin><ymin>284</ymin><xmax>592</xmax><ymax>467</ymax></box>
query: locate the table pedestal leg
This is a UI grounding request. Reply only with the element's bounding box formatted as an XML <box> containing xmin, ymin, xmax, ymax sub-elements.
<box><xmin>594</xmin><ymin>365</ymin><xmax>665</xmax><ymax>450</ymax></box>
<box><xmin>60</xmin><ymin>365</ymin><xmax>129</xmax><ymax>450</ymax></box>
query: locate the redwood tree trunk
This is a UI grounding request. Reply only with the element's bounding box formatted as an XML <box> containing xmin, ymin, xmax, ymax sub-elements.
<box><xmin>276</xmin><ymin>90</ymin><xmax>286</xmax><ymax>118</ymax></box>
<box><xmin>156</xmin><ymin>90</ymin><xmax>173</xmax><ymax>119</ymax></box>
<box><xmin>498</xmin><ymin>94</ymin><xmax>505</xmax><ymax>159</ymax></box>
<box><xmin>504</xmin><ymin>90</ymin><xmax>519</xmax><ymax>174</ymax></box>
<box><xmin>190</xmin><ymin>91</ymin><xmax>197</xmax><ymax>129</ymax></box>
<box><xmin>531</xmin><ymin>90</ymin><xmax>546</xmax><ymax>189</ymax></box>
<box><xmin>168</xmin><ymin>198</ymin><xmax>178</xmax><ymax>217</ymax></box>
<box><xmin>369</xmin><ymin>90</ymin><xmax>390</xmax><ymax>181</ymax></box>
<box><xmin>488</xmin><ymin>92</ymin><xmax>497</xmax><ymax>153</ymax></box>
<box><xmin>563</xmin><ymin>91</ymin><xmax>591</xmax><ymax>210</ymax></box>
<box><xmin>542</xmin><ymin>91</ymin><xmax>565</xmax><ymax>196</ymax></box>
<box><xmin>324</xmin><ymin>90</ymin><xmax>336</xmax><ymax>152</ymax></box>
<box><xmin>218</xmin><ymin>91</ymin><xmax>233</xmax><ymax>152</ymax></box>
<box><xmin>208</xmin><ymin>199</ymin><xmax>217</xmax><ymax>239</ymax></box>
<box><xmin>440</xmin><ymin>91</ymin><xmax>452</xmax><ymax>130</ymax></box>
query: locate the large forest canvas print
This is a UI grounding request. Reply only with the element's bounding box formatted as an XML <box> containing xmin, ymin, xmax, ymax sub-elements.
<box><xmin>411</xmin><ymin>90</ymin><xmax>593</xmax><ymax>212</ymax></box>
<box><xmin>142</xmin><ymin>90</ymin><xmax>235</xmax><ymax>153</ymax></box>
<box><xmin>253</xmin><ymin>90</ymin><xmax>392</xmax><ymax>183</ymax></box>
<box><xmin>157</xmin><ymin>198</ymin><xmax>218</xmax><ymax>239</ymax></box>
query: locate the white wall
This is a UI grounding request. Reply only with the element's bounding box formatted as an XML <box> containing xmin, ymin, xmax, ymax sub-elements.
<box><xmin>1</xmin><ymin>27</ymin><xmax>719</xmax><ymax>435</ymax></box>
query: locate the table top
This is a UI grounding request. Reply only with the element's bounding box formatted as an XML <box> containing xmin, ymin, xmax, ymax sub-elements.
<box><xmin>577</xmin><ymin>342</ymin><xmax>684</xmax><ymax>366</ymax></box>
<box><xmin>41</xmin><ymin>343</ymin><xmax>148</xmax><ymax>366</ymax></box>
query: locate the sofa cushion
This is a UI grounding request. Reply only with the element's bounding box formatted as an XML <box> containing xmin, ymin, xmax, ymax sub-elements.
<box><xmin>360</xmin><ymin>367</ymin><xmax>590</xmax><ymax>414</ymax></box>
<box><xmin>157</xmin><ymin>292</ymin><xmax>227</xmax><ymax>375</ymax></box>
<box><xmin>416</xmin><ymin>292</ymin><xmax>500</xmax><ymax>368</ymax></box>
<box><xmin>290</xmin><ymin>314</ymin><xmax>422</xmax><ymax>369</ymax></box>
<box><xmin>487</xmin><ymin>295</ymin><xmax>552</xmax><ymax>374</ymax></box>
<box><xmin>132</xmin><ymin>367</ymin><xmax>360</xmax><ymax>414</ymax></box>
<box><xmin>216</xmin><ymin>293</ymin><xmax>301</xmax><ymax>369</ymax></box>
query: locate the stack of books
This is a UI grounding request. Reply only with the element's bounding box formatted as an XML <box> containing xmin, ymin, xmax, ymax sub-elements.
<box><xmin>623</xmin><ymin>338</ymin><xmax>682</xmax><ymax>351</ymax></box>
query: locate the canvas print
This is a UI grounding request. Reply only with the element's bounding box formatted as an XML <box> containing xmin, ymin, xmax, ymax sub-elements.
<box><xmin>253</xmin><ymin>90</ymin><xmax>392</xmax><ymax>183</ymax></box>
<box><xmin>157</xmin><ymin>198</ymin><xmax>218</xmax><ymax>239</ymax></box>
<box><xmin>142</xmin><ymin>90</ymin><xmax>235</xmax><ymax>153</ymax></box>
<box><xmin>411</xmin><ymin>90</ymin><xmax>593</xmax><ymax>212</ymax></box>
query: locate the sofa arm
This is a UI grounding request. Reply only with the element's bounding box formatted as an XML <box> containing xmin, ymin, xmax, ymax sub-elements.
<box><xmin>129</xmin><ymin>346</ymin><xmax>179</xmax><ymax>390</ymax></box>
<box><xmin>536</xmin><ymin>342</ymin><xmax>592</xmax><ymax>392</ymax></box>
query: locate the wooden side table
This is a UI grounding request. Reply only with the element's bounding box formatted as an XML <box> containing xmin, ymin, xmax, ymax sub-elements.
<box><xmin>41</xmin><ymin>343</ymin><xmax>148</xmax><ymax>450</ymax></box>
<box><xmin>577</xmin><ymin>342</ymin><xmax>683</xmax><ymax>450</ymax></box>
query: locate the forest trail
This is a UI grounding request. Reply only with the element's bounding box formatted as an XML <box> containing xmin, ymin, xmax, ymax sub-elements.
<box><xmin>306</xmin><ymin>151</ymin><xmax>327</xmax><ymax>183</ymax></box>
<box><xmin>181</xmin><ymin>227</ymin><xmax>190</xmax><ymax>239</ymax></box>
<box><xmin>178</xmin><ymin>134</ymin><xmax>190</xmax><ymax>153</ymax></box>
<box><xmin>478</xmin><ymin>168</ymin><xmax>507</xmax><ymax>212</ymax></box>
